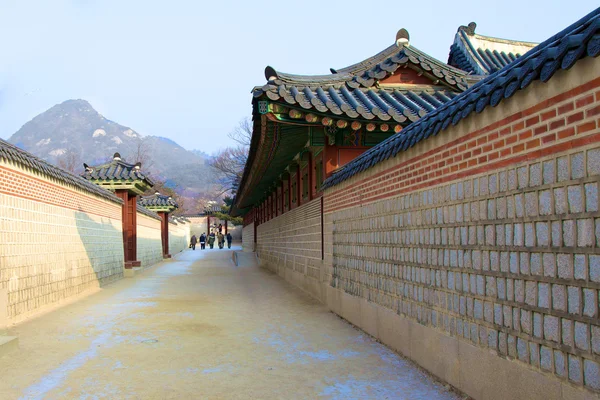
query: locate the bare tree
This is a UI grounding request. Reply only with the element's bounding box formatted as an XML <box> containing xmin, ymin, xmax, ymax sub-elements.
<box><xmin>56</xmin><ymin>148</ymin><xmax>82</xmax><ymax>174</ymax></box>
<box><xmin>210</xmin><ymin>117</ymin><xmax>252</xmax><ymax>194</ymax></box>
<box><xmin>127</xmin><ymin>138</ymin><xmax>154</xmax><ymax>170</ymax></box>
<box><xmin>228</xmin><ymin>117</ymin><xmax>252</xmax><ymax>146</ymax></box>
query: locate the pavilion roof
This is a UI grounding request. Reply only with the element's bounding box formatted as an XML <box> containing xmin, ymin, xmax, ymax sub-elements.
<box><xmin>253</xmin><ymin>38</ymin><xmax>480</xmax><ymax>123</ymax></box>
<box><xmin>323</xmin><ymin>7</ymin><xmax>600</xmax><ymax>189</ymax></box>
<box><xmin>138</xmin><ymin>191</ymin><xmax>178</xmax><ymax>212</ymax></box>
<box><xmin>81</xmin><ymin>152</ymin><xmax>154</xmax><ymax>195</ymax></box>
<box><xmin>448</xmin><ymin>22</ymin><xmax>538</xmax><ymax>75</ymax></box>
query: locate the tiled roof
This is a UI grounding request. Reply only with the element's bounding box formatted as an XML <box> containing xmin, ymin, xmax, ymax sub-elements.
<box><xmin>137</xmin><ymin>205</ymin><xmax>160</xmax><ymax>220</ymax></box>
<box><xmin>81</xmin><ymin>153</ymin><xmax>154</xmax><ymax>186</ymax></box>
<box><xmin>253</xmin><ymin>44</ymin><xmax>479</xmax><ymax>123</ymax></box>
<box><xmin>169</xmin><ymin>216</ymin><xmax>190</xmax><ymax>224</ymax></box>
<box><xmin>448</xmin><ymin>22</ymin><xmax>538</xmax><ymax>75</ymax></box>
<box><xmin>323</xmin><ymin>8</ymin><xmax>600</xmax><ymax>190</ymax></box>
<box><xmin>138</xmin><ymin>192</ymin><xmax>178</xmax><ymax>209</ymax></box>
<box><xmin>0</xmin><ymin>139</ymin><xmax>122</xmax><ymax>204</ymax></box>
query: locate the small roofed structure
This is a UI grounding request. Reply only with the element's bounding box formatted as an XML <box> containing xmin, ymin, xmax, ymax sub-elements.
<box><xmin>82</xmin><ymin>152</ymin><xmax>154</xmax><ymax>195</ymax></box>
<box><xmin>138</xmin><ymin>192</ymin><xmax>178</xmax><ymax>212</ymax></box>
<box><xmin>139</xmin><ymin>192</ymin><xmax>178</xmax><ymax>258</ymax></box>
<box><xmin>448</xmin><ymin>22</ymin><xmax>538</xmax><ymax>75</ymax></box>
<box><xmin>82</xmin><ymin>152</ymin><xmax>154</xmax><ymax>270</ymax></box>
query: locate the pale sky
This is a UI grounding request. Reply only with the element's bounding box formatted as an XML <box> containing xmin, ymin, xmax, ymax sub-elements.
<box><xmin>0</xmin><ymin>0</ymin><xmax>597</xmax><ymax>154</ymax></box>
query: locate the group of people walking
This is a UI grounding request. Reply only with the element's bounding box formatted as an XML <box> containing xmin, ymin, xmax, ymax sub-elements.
<box><xmin>190</xmin><ymin>231</ymin><xmax>232</xmax><ymax>250</ymax></box>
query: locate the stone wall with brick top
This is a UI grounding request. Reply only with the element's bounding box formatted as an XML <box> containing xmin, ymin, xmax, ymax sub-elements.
<box><xmin>242</xmin><ymin>223</ymin><xmax>254</xmax><ymax>252</ymax></box>
<box><xmin>0</xmin><ymin>158</ymin><xmax>124</xmax><ymax>323</ymax></box>
<box><xmin>256</xmin><ymin>198</ymin><xmax>323</xmax><ymax>299</ymax></box>
<box><xmin>323</xmin><ymin>58</ymin><xmax>600</xmax><ymax>399</ymax></box>
<box><xmin>169</xmin><ymin>221</ymin><xmax>190</xmax><ymax>255</ymax></box>
<box><xmin>136</xmin><ymin>211</ymin><xmax>162</xmax><ymax>268</ymax></box>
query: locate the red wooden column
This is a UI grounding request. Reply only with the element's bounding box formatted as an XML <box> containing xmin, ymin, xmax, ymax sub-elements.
<box><xmin>287</xmin><ymin>175</ymin><xmax>292</xmax><ymax>211</ymax></box>
<box><xmin>225</xmin><ymin>220</ymin><xmax>228</xmax><ymax>234</ymax></box>
<box><xmin>206</xmin><ymin>215</ymin><xmax>210</xmax><ymax>234</ymax></box>
<box><xmin>307</xmin><ymin>152</ymin><xmax>314</xmax><ymax>201</ymax></box>
<box><xmin>115</xmin><ymin>189</ymin><xmax>141</xmax><ymax>268</ymax></box>
<box><xmin>296</xmin><ymin>164</ymin><xmax>302</xmax><ymax>207</ymax></box>
<box><xmin>158</xmin><ymin>212</ymin><xmax>171</xmax><ymax>258</ymax></box>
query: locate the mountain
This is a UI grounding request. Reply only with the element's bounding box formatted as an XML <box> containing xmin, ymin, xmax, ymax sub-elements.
<box><xmin>7</xmin><ymin>99</ymin><xmax>216</xmax><ymax>207</ymax></box>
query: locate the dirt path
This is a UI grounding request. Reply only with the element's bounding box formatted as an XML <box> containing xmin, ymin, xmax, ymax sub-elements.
<box><xmin>0</xmin><ymin>246</ymin><xmax>459</xmax><ymax>399</ymax></box>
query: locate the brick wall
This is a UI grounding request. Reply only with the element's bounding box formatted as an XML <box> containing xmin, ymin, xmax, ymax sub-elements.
<box><xmin>323</xmin><ymin>58</ymin><xmax>600</xmax><ymax>398</ymax></box>
<box><xmin>0</xmin><ymin>159</ymin><xmax>124</xmax><ymax>321</ymax></box>
<box><xmin>242</xmin><ymin>222</ymin><xmax>254</xmax><ymax>252</ymax></box>
<box><xmin>256</xmin><ymin>198</ymin><xmax>323</xmax><ymax>299</ymax></box>
<box><xmin>136</xmin><ymin>211</ymin><xmax>162</xmax><ymax>268</ymax></box>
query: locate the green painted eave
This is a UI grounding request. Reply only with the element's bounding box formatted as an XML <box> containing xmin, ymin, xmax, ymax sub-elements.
<box><xmin>89</xmin><ymin>179</ymin><xmax>152</xmax><ymax>196</ymax></box>
<box><xmin>143</xmin><ymin>205</ymin><xmax>176</xmax><ymax>213</ymax></box>
<box><xmin>235</xmin><ymin>122</ymin><xmax>310</xmax><ymax>215</ymax></box>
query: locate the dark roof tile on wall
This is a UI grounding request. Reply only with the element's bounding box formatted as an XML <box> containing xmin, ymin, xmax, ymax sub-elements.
<box><xmin>323</xmin><ymin>8</ymin><xmax>600</xmax><ymax>190</ymax></box>
<box><xmin>448</xmin><ymin>22</ymin><xmax>538</xmax><ymax>75</ymax></box>
<box><xmin>138</xmin><ymin>192</ymin><xmax>178</xmax><ymax>208</ymax></box>
<box><xmin>0</xmin><ymin>139</ymin><xmax>122</xmax><ymax>204</ymax></box>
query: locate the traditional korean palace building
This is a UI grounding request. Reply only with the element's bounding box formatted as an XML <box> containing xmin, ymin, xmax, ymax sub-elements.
<box><xmin>231</xmin><ymin>22</ymin><xmax>537</xmax><ymax>224</ymax></box>
<box><xmin>233</xmin><ymin>9</ymin><xmax>600</xmax><ymax>399</ymax></box>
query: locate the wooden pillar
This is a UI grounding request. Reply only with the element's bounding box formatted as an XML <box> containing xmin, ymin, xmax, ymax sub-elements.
<box><xmin>287</xmin><ymin>176</ymin><xmax>292</xmax><ymax>211</ymax></box>
<box><xmin>115</xmin><ymin>189</ymin><xmax>140</xmax><ymax>268</ymax></box>
<box><xmin>296</xmin><ymin>164</ymin><xmax>302</xmax><ymax>207</ymax></box>
<box><xmin>307</xmin><ymin>152</ymin><xmax>314</xmax><ymax>201</ymax></box>
<box><xmin>207</xmin><ymin>215</ymin><xmax>210</xmax><ymax>234</ymax></box>
<box><xmin>225</xmin><ymin>220</ymin><xmax>228</xmax><ymax>234</ymax></box>
<box><xmin>159</xmin><ymin>211</ymin><xmax>171</xmax><ymax>258</ymax></box>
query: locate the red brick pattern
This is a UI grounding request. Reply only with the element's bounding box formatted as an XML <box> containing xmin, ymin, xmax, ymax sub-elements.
<box><xmin>325</xmin><ymin>78</ymin><xmax>600</xmax><ymax>213</ymax></box>
<box><xmin>0</xmin><ymin>165</ymin><xmax>121</xmax><ymax>219</ymax></box>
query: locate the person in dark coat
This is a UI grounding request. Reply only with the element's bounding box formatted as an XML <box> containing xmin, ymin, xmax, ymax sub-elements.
<box><xmin>190</xmin><ymin>235</ymin><xmax>197</xmax><ymax>250</ymax></box>
<box><xmin>226</xmin><ymin>232</ymin><xmax>232</xmax><ymax>249</ymax></box>
<box><xmin>199</xmin><ymin>233</ymin><xmax>206</xmax><ymax>250</ymax></box>
<box><xmin>208</xmin><ymin>232</ymin><xmax>216</xmax><ymax>249</ymax></box>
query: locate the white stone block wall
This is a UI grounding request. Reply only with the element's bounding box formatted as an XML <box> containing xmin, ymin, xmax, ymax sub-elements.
<box><xmin>242</xmin><ymin>223</ymin><xmax>254</xmax><ymax>252</ymax></box>
<box><xmin>0</xmin><ymin>159</ymin><xmax>124</xmax><ymax>321</ymax></box>
<box><xmin>256</xmin><ymin>198</ymin><xmax>322</xmax><ymax>281</ymax></box>
<box><xmin>136</xmin><ymin>212</ymin><xmax>162</xmax><ymax>268</ymax></box>
<box><xmin>323</xmin><ymin>59</ymin><xmax>600</xmax><ymax>395</ymax></box>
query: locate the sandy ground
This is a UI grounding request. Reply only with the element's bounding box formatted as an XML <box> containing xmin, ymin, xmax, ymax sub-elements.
<box><xmin>0</xmin><ymin>246</ymin><xmax>460</xmax><ymax>400</ymax></box>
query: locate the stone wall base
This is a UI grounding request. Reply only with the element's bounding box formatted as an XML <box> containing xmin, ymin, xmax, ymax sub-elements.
<box><xmin>324</xmin><ymin>285</ymin><xmax>599</xmax><ymax>400</ymax></box>
<box><xmin>259</xmin><ymin>257</ymin><xmax>599</xmax><ymax>400</ymax></box>
<box><xmin>259</xmin><ymin>259</ymin><xmax>323</xmax><ymax>302</ymax></box>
